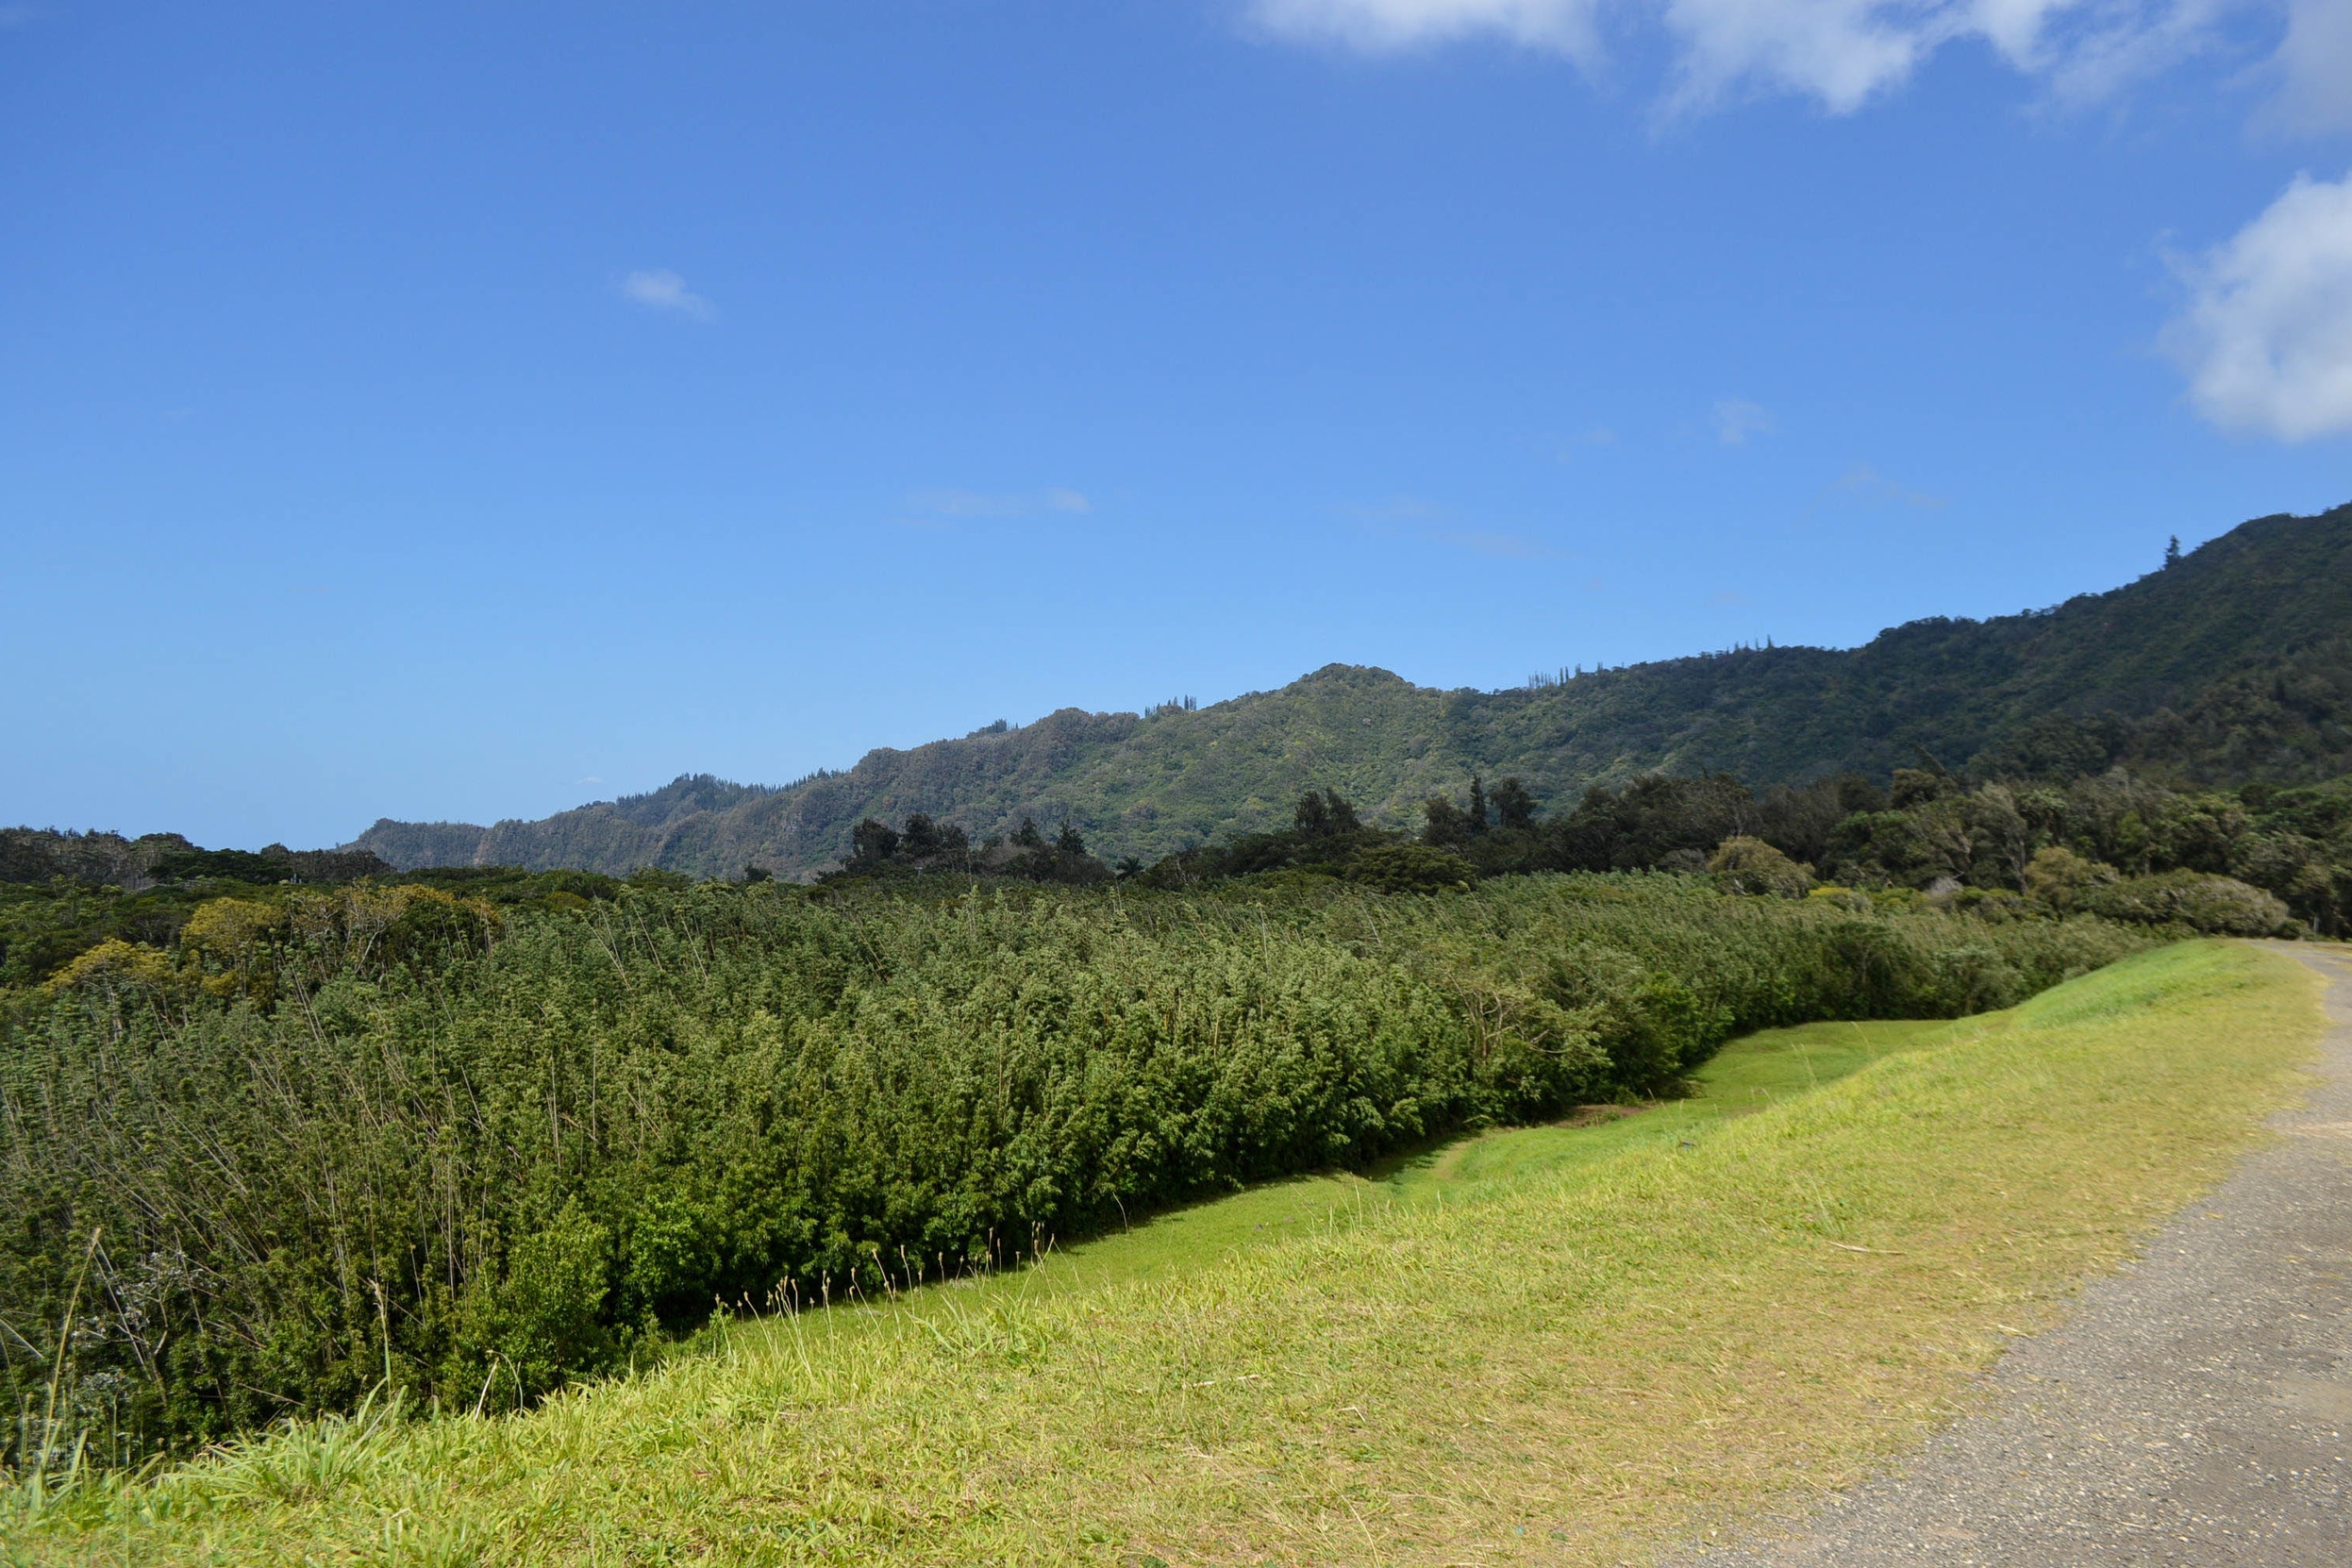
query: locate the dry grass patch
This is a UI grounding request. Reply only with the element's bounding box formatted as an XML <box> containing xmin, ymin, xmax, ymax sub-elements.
<box><xmin>6</xmin><ymin>940</ymin><xmax>2323</xmax><ymax>1567</ymax></box>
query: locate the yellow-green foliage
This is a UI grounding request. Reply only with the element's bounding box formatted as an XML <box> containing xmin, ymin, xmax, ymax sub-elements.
<box><xmin>7</xmin><ymin>940</ymin><xmax>2318</xmax><ymax>1566</ymax></box>
<box><xmin>37</xmin><ymin>940</ymin><xmax>177</xmax><ymax>997</ymax></box>
<box><xmin>1707</xmin><ymin>835</ymin><xmax>1814</xmax><ymax>897</ymax></box>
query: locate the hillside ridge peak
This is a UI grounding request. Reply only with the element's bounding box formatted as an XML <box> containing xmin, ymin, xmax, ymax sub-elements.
<box><xmin>344</xmin><ymin>501</ymin><xmax>2352</xmax><ymax>879</ymax></box>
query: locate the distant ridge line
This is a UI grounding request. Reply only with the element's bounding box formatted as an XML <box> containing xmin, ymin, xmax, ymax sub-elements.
<box><xmin>345</xmin><ymin>501</ymin><xmax>2352</xmax><ymax>882</ymax></box>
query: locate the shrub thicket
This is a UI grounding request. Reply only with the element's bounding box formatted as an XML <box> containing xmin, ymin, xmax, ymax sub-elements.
<box><xmin>1418</xmin><ymin>767</ymin><xmax>2344</xmax><ymax>933</ymax></box>
<box><xmin>2</xmin><ymin>875</ymin><xmax>2152</xmax><ymax>1462</ymax></box>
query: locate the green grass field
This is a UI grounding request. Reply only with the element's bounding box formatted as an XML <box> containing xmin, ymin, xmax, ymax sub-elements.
<box><xmin>1004</xmin><ymin>1014</ymin><xmax>1960</xmax><ymax>1298</ymax></box>
<box><xmin>5</xmin><ymin>940</ymin><xmax>2326</xmax><ymax>1567</ymax></box>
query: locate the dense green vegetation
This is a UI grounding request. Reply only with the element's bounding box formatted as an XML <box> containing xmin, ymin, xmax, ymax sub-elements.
<box><xmin>821</xmin><ymin>811</ymin><xmax>1113</xmax><ymax>885</ymax></box>
<box><xmin>349</xmin><ymin>501</ymin><xmax>2352</xmax><ymax>878</ymax></box>
<box><xmin>2</xmin><ymin>865</ymin><xmax>2150</xmax><ymax>1463</ymax></box>
<box><xmin>907</xmin><ymin>759</ymin><xmax>2309</xmax><ymax>936</ymax></box>
<box><xmin>10</xmin><ymin>496</ymin><xmax>2344</xmax><ymax>1488</ymax></box>
<box><xmin>0</xmin><ymin>828</ymin><xmax>390</xmax><ymax>893</ymax></box>
<box><xmin>1389</xmin><ymin>764</ymin><xmax>2327</xmax><ymax>933</ymax></box>
<box><xmin>10</xmin><ymin>746</ymin><xmax>2321</xmax><ymax>1006</ymax></box>
<box><xmin>0</xmin><ymin>831</ymin><xmax>609</xmax><ymax>994</ymax></box>
<box><xmin>8</xmin><ymin>942</ymin><xmax>2317</xmax><ymax>1567</ymax></box>
<box><xmin>0</xmin><ymin>759</ymin><xmax>2302</xmax><ymax>1464</ymax></box>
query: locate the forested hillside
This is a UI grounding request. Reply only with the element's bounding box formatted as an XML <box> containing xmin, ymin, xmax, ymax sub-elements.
<box><xmin>347</xmin><ymin>502</ymin><xmax>2352</xmax><ymax>879</ymax></box>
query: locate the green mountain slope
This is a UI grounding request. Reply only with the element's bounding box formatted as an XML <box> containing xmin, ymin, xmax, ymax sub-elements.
<box><xmin>349</xmin><ymin>501</ymin><xmax>2352</xmax><ymax>879</ymax></box>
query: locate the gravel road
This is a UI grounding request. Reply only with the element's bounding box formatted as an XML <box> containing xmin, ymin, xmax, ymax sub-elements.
<box><xmin>1682</xmin><ymin>943</ymin><xmax>2352</xmax><ymax>1567</ymax></box>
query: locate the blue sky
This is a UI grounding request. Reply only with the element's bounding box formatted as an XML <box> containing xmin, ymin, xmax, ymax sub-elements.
<box><xmin>6</xmin><ymin>0</ymin><xmax>2351</xmax><ymax>849</ymax></box>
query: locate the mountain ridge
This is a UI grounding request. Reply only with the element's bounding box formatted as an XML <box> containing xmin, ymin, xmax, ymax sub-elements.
<box><xmin>349</xmin><ymin>500</ymin><xmax>2352</xmax><ymax>880</ymax></box>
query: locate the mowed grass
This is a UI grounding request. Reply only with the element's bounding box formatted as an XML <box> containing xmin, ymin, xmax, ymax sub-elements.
<box><xmin>7</xmin><ymin>940</ymin><xmax>2325</xmax><ymax>1568</ymax></box>
<box><xmin>1030</xmin><ymin>1014</ymin><xmax>1957</xmax><ymax>1293</ymax></box>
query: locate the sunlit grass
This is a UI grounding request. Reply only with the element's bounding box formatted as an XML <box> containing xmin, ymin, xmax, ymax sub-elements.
<box><xmin>1040</xmin><ymin>1012</ymin><xmax>1957</xmax><ymax>1295</ymax></box>
<box><xmin>6</xmin><ymin>940</ymin><xmax>2323</xmax><ymax>1567</ymax></box>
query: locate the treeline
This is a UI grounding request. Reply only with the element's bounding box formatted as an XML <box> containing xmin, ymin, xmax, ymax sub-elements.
<box><xmin>1100</xmin><ymin>765</ymin><xmax>2310</xmax><ymax>936</ymax></box>
<box><xmin>0</xmin><ymin>827</ymin><xmax>392</xmax><ymax>892</ymax></box>
<box><xmin>1420</xmin><ymin>764</ymin><xmax>2322</xmax><ymax>935</ymax></box>
<box><xmin>823</xmin><ymin>812</ymin><xmax>1112</xmax><ymax>886</ymax></box>
<box><xmin>5</xmin><ymin>751</ymin><xmax>2324</xmax><ymax>1000</ymax></box>
<box><xmin>0</xmin><ymin>838</ymin><xmax>618</xmax><ymax>993</ymax></box>
<box><xmin>1131</xmin><ymin>787</ymin><xmax>1473</xmax><ymax>893</ymax></box>
<box><xmin>4</xmin><ymin>872</ymin><xmax>2152</xmax><ymax>1462</ymax></box>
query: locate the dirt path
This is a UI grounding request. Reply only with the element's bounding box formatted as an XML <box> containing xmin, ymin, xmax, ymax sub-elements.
<box><xmin>1685</xmin><ymin>943</ymin><xmax>2352</xmax><ymax>1567</ymax></box>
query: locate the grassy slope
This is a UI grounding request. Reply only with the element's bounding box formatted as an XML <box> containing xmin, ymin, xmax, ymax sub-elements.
<box><xmin>1028</xmin><ymin>1016</ymin><xmax>1960</xmax><ymax>1295</ymax></box>
<box><xmin>8</xmin><ymin>941</ymin><xmax>2324</xmax><ymax>1567</ymax></box>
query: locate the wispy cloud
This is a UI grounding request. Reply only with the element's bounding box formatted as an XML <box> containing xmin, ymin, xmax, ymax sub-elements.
<box><xmin>2260</xmin><ymin>0</ymin><xmax>2352</xmax><ymax>136</ymax></box>
<box><xmin>1428</xmin><ymin>527</ymin><xmax>1562</xmax><ymax>559</ymax></box>
<box><xmin>2162</xmin><ymin>168</ymin><xmax>2352</xmax><ymax>442</ymax></box>
<box><xmin>1043</xmin><ymin>488</ymin><xmax>1093</xmax><ymax>513</ymax></box>
<box><xmin>1343</xmin><ymin>495</ymin><xmax>1564</xmax><ymax>559</ymax></box>
<box><xmin>1829</xmin><ymin>462</ymin><xmax>1949</xmax><ymax>508</ymax></box>
<box><xmin>1244</xmin><ymin>0</ymin><xmax>2304</xmax><ymax>126</ymax></box>
<box><xmin>1552</xmin><ymin>426</ymin><xmax>1618</xmax><ymax>460</ymax></box>
<box><xmin>1342</xmin><ymin>494</ymin><xmax>1447</xmax><ymax>526</ymax></box>
<box><xmin>1713</xmin><ymin>398</ymin><xmax>1774</xmax><ymax>445</ymax></box>
<box><xmin>911</xmin><ymin>489</ymin><xmax>1024</xmax><ymax>519</ymax></box>
<box><xmin>1250</xmin><ymin>0</ymin><xmax>1603</xmax><ymax>61</ymax></box>
<box><xmin>618</xmin><ymin>269</ymin><xmax>716</xmax><ymax>321</ymax></box>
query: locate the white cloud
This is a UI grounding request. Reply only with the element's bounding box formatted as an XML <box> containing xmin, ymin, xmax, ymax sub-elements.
<box><xmin>1249</xmin><ymin>0</ymin><xmax>1604</xmax><ymax>59</ymax></box>
<box><xmin>1244</xmin><ymin>0</ymin><xmax>2289</xmax><ymax>119</ymax></box>
<box><xmin>1714</xmin><ymin>396</ymin><xmax>1774</xmax><ymax>443</ymax></box>
<box><xmin>2163</xmin><ymin>168</ymin><xmax>2352</xmax><ymax>442</ymax></box>
<box><xmin>1660</xmin><ymin>0</ymin><xmax>1944</xmax><ymax>113</ymax></box>
<box><xmin>1044</xmin><ymin>488</ymin><xmax>1093</xmax><ymax>512</ymax></box>
<box><xmin>619</xmin><ymin>269</ymin><xmax>716</xmax><ymax>321</ymax></box>
<box><xmin>2261</xmin><ymin>0</ymin><xmax>2352</xmax><ymax>135</ymax></box>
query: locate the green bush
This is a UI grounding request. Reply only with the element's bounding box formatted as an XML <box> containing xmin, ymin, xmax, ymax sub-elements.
<box><xmin>2081</xmin><ymin>870</ymin><xmax>2293</xmax><ymax>935</ymax></box>
<box><xmin>1</xmin><ymin>875</ymin><xmax>2155</xmax><ymax>1460</ymax></box>
<box><xmin>1345</xmin><ymin>842</ymin><xmax>1475</xmax><ymax>892</ymax></box>
<box><xmin>1708</xmin><ymin>835</ymin><xmax>1814</xmax><ymax>897</ymax></box>
<box><xmin>470</xmin><ymin>1204</ymin><xmax>613</xmax><ymax>1402</ymax></box>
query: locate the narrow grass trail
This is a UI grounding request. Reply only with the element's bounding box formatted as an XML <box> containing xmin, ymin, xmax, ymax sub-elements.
<box><xmin>4</xmin><ymin>940</ymin><xmax>2325</xmax><ymax>1568</ymax></box>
